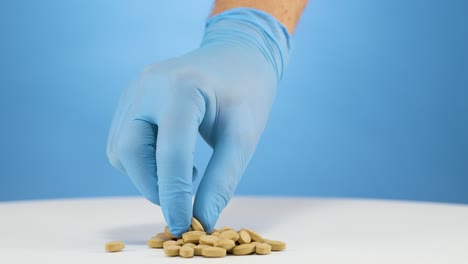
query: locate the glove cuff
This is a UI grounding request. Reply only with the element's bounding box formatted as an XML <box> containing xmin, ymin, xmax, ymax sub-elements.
<box><xmin>201</xmin><ymin>8</ymin><xmax>291</xmax><ymax>81</ymax></box>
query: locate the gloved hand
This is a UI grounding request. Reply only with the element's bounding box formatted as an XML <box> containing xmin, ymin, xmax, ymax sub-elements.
<box><xmin>106</xmin><ymin>8</ymin><xmax>290</xmax><ymax>236</ymax></box>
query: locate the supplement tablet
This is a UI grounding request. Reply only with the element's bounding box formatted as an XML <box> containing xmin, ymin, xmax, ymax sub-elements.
<box><xmin>201</xmin><ymin>246</ymin><xmax>227</xmax><ymax>258</ymax></box>
<box><xmin>250</xmin><ymin>241</ymin><xmax>261</xmax><ymax>247</ymax></box>
<box><xmin>154</xmin><ymin>232</ymin><xmax>168</xmax><ymax>239</ymax></box>
<box><xmin>182</xmin><ymin>231</ymin><xmax>206</xmax><ymax>244</ymax></box>
<box><xmin>219</xmin><ymin>226</ymin><xmax>234</xmax><ymax>232</ymax></box>
<box><xmin>213</xmin><ymin>238</ymin><xmax>236</xmax><ymax>250</ymax></box>
<box><xmin>265</xmin><ymin>239</ymin><xmax>286</xmax><ymax>251</ymax></box>
<box><xmin>163</xmin><ymin>240</ymin><xmax>181</xmax><ymax>249</ymax></box>
<box><xmin>194</xmin><ymin>244</ymin><xmax>209</xmax><ymax>256</ymax></box>
<box><xmin>105</xmin><ymin>241</ymin><xmax>125</xmax><ymax>252</ymax></box>
<box><xmin>255</xmin><ymin>243</ymin><xmax>272</xmax><ymax>255</ymax></box>
<box><xmin>199</xmin><ymin>235</ymin><xmax>220</xmax><ymax>246</ymax></box>
<box><xmin>242</xmin><ymin>228</ymin><xmax>265</xmax><ymax>242</ymax></box>
<box><xmin>219</xmin><ymin>230</ymin><xmax>239</xmax><ymax>242</ymax></box>
<box><xmin>182</xmin><ymin>242</ymin><xmax>196</xmax><ymax>248</ymax></box>
<box><xmin>164</xmin><ymin>245</ymin><xmax>181</xmax><ymax>257</ymax></box>
<box><xmin>179</xmin><ymin>246</ymin><xmax>195</xmax><ymax>258</ymax></box>
<box><xmin>191</xmin><ymin>217</ymin><xmax>204</xmax><ymax>232</ymax></box>
<box><xmin>232</xmin><ymin>243</ymin><xmax>256</xmax><ymax>255</ymax></box>
<box><xmin>147</xmin><ymin>237</ymin><xmax>167</xmax><ymax>248</ymax></box>
<box><xmin>238</xmin><ymin>229</ymin><xmax>251</xmax><ymax>244</ymax></box>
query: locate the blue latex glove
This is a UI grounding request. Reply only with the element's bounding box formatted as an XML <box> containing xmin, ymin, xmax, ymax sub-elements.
<box><xmin>106</xmin><ymin>8</ymin><xmax>290</xmax><ymax>236</ymax></box>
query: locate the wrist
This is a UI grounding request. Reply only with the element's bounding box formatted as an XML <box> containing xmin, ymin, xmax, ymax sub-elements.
<box><xmin>200</xmin><ymin>8</ymin><xmax>291</xmax><ymax>81</ymax></box>
<box><xmin>210</xmin><ymin>0</ymin><xmax>308</xmax><ymax>35</ymax></box>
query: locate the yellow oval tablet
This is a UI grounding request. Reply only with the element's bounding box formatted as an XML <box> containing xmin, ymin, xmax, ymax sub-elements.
<box><xmin>213</xmin><ymin>238</ymin><xmax>236</xmax><ymax>250</ymax></box>
<box><xmin>201</xmin><ymin>246</ymin><xmax>226</xmax><ymax>258</ymax></box>
<box><xmin>199</xmin><ymin>235</ymin><xmax>220</xmax><ymax>246</ymax></box>
<box><xmin>219</xmin><ymin>230</ymin><xmax>239</xmax><ymax>242</ymax></box>
<box><xmin>182</xmin><ymin>242</ymin><xmax>196</xmax><ymax>248</ymax></box>
<box><xmin>219</xmin><ymin>226</ymin><xmax>234</xmax><ymax>232</ymax></box>
<box><xmin>164</xmin><ymin>245</ymin><xmax>180</xmax><ymax>257</ymax></box>
<box><xmin>147</xmin><ymin>237</ymin><xmax>168</xmax><ymax>248</ymax></box>
<box><xmin>238</xmin><ymin>229</ymin><xmax>251</xmax><ymax>244</ymax></box>
<box><xmin>255</xmin><ymin>243</ymin><xmax>272</xmax><ymax>255</ymax></box>
<box><xmin>105</xmin><ymin>241</ymin><xmax>125</xmax><ymax>252</ymax></box>
<box><xmin>194</xmin><ymin>244</ymin><xmax>209</xmax><ymax>256</ymax></box>
<box><xmin>242</xmin><ymin>228</ymin><xmax>265</xmax><ymax>243</ymax></box>
<box><xmin>152</xmin><ymin>232</ymin><xmax>169</xmax><ymax>240</ymax></box>
<box><xmin>163</xmin><ymin>240</ymin><xmax>181</xmax><ymax>249</ymax></box>
<box><xmin>250</xmin><ymin>241</ymin><xmax>261</xmax><ymax>247</ymax></box>
<box><xmin>265</xmin><ymin>239</ymin><xmax>286</xmax><ymax>251</ymax></box>
<box><xmin>191</xmin><ymin>217</ymin><xmax>204</xmax><ymax>232</ymax></box>
<box><xmin>179</xmin><ymin>246</ymin><xmax>195</xmax><ymax>258</ymax></box>
<box><xmin>182</xmin><ymin>230</ymin><xmax>206</xmax><ymax>244</ymax></box>
<box><xmin>232</xmin><ymin>243</ymin><xmax>256</xmax><ymax>255</ymax></box>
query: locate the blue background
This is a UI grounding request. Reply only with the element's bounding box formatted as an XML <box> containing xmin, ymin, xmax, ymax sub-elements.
<box><xmin>1</xmin><ymin>0</ymin><xmax>467</xmax><ymax>203</ymax></box>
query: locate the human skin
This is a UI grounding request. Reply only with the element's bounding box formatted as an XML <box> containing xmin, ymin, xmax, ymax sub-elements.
<box><xmin>211</xmin><ymin>0</ymin><xmax>309</xmax><ymax>34</ymax></box>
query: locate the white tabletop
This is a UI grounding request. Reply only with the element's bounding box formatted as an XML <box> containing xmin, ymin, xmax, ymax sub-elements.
<box><xmin>0</xmin><ymin>196</ymin><xmax>467</xmax><ymax>264</ymax></box>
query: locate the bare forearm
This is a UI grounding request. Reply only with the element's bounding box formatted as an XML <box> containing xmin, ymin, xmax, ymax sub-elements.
<box><xmin>211</xmin><ymin>0</ymin><xmax>308</xmax><ymax>35</ymax></box>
